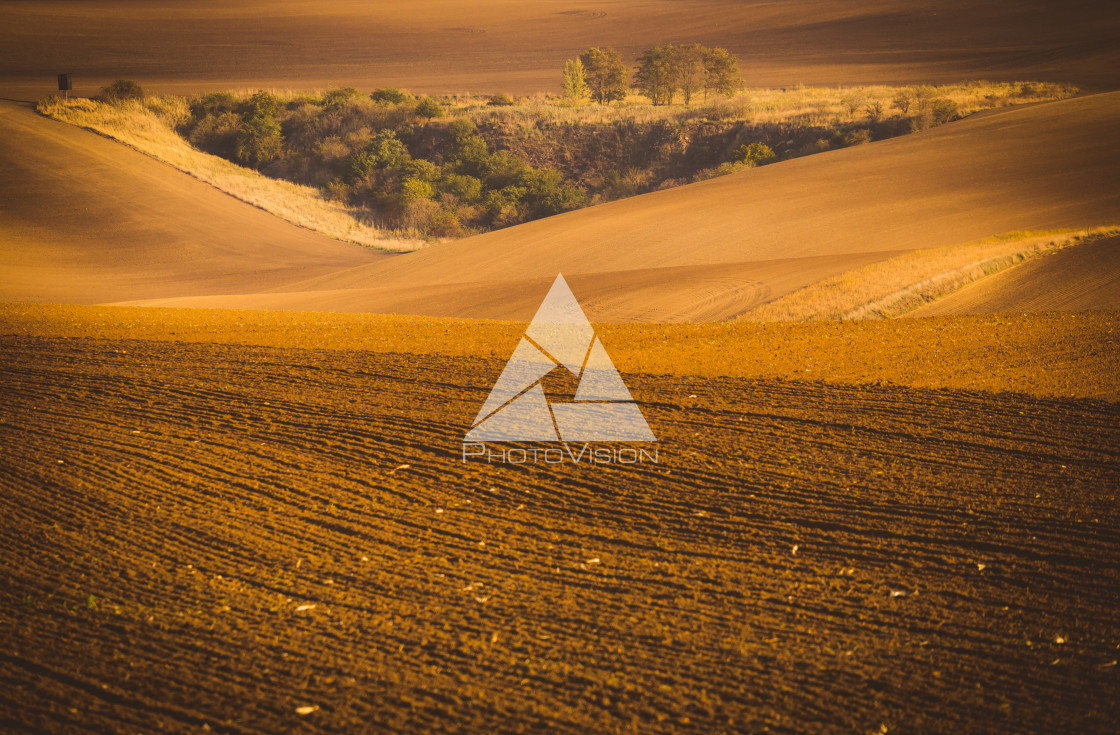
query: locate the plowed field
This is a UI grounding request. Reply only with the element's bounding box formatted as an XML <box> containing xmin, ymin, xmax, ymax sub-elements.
<box><xmin>2</xmin><ymin>308</ymin><xmax>1118</xmax><ymax>733</ymax></box>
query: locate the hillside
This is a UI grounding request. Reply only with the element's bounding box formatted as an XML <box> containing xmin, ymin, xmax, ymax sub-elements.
<box><xmin>0</xmin><ymin>101</ymin><xmax>385</xmax><ymax>304</ymax></box>
<box><xmin>124</xmin><ymin>93</ymin><xmax>1120</xmax><ymax>321</ymax></box>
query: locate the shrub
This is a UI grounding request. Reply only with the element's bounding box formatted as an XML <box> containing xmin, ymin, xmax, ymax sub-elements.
<box><xmin>97</xmin><ymin>79</ymin><xmax>144</xmax><ymax>102</ymax></box>
<box><xmin>321</xmin><ymin>87</ymin><xmax>362</xmax><ymax>108</ymax></box>
<box><xmin>440</xmin><ymin>173</ymin><xmax>483</xmax><ymax>204</ymax></box>
<box><xmin>415</xmin><ymin>97</ymin><xmax>445</xmax><ymax>119</ymax></box>
<box><xmin>191</xmin><ymin>91</ymin><xmax>238</xmax><ymax>117</ymax></box>
<box><xmin>447</xmin><ymin>118</ymin><xmax>477</xmax><ymax>142</ymax></box>
<box><xmin>371</xmin><ymin>88</ymin><xmax>411</xmax><ymax>104</ymax></box>
<box><xmin>399</xmin><ymin>177</ymin><xmax>435</xmax><ymax>205</ymax></box>
<box><xmin>348</xmin><ymin>130</ymin><xmax>409</xmax><ymax>179</ymax></box>
<box><xmin>240</xmin><ymin>90</ymin><xmax>279</xmax><ymax>119</ymax></box>
<box><xmin>487</xmin><ymin>93</ymin><xmax>516</xmax><ymax>107</ymax></box>
<box><xmin>187</xmin><ymin>112</ymin><xmax>241</xmax><ymax>158</ymax></box>
<box><xmin>733</xmin><ymin>142</ymin><xmax>777</xmax><ymax>166</ymax></box>
<box><xmin>929</xmin><ymin>98</ymin><xmax>958</xmax><ymax>125</ymax></box>
<box><xmin>891</xmin><ymin>89</ymin><xmax>914</xmax><ymax>114</ymax></box>
<box><xmin>236</xmin><ymin>113</ymin><xmax>283</xmax><ymax>166</ymax></box>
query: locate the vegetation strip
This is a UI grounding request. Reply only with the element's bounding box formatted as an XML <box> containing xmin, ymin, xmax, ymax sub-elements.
<box><xmin>38</xmin><ymin>77</ymin><xmax>1074</xmax><ymax>243</ymax></box>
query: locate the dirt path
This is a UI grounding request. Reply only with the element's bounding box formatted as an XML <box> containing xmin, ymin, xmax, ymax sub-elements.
<box><xmin>2</xmin><ymin>334</ymin><xmax>1118</xmax><ymax>732</ymax></box>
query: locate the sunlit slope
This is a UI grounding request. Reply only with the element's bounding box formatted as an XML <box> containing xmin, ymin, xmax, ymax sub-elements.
<box><xmin>134</xmin><ymin>94</ymin><xmax>1120</xmax><ymax>321</ymax></box>
<box><xmin>909</xmin><ymin>235</ymin><xmax>1120</xmax><ymax>317</ymax></box>
<box><xmin>0</xmin><ymin>102</ymin><xmax>384</xmax><ymax>304</ymax></box>
<box><xmin>2</xmin><ymin>0</ymin><xmax>1118</xmax><ymax>98</ymax></box>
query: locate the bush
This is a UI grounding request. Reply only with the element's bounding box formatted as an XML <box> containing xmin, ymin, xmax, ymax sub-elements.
<box><xmin>236</xmin><ymin>114</ymin><xmax>283</xmax><ymax>167</ymax></box>
<box><xmin>321</xmin><ymin>87</ymin><xmax>362</xmax><ymax>108</ymax></box>
<box><xmin>187</xmin><ymin>112</ymin><xmax>241</xmax><ymax>158</ymax></box>
<box><xmin>371</xmin><ymin>88</ymin><xmax>412</xmax><ymax>104</ymax></box>
<box><xmin>440</xmin><ymin>173</ymin><xmax>482</xmax><ymax>204</ymax></box>
<box><xmin>399</xmin><ymin>177</ymin><xmax>435</xmax><ymax>205</ymax></box>
<box><xmin>240</xmin><ymin>90</ymin><xmax>279</xmax><ymax>119</ymax></box>
<box><xmin>487</xmin><ymin>93</ymin><xmax>516</xmax><ymax>107</ymax></box>
<box><xmin>348</xmin><ymin>130</ymin><xmax>409</xmax><ymax>179</ymax></box>
<box><xmin>191</xmin><ymin>91</ymin><xmax>237</xmax><ymax>117</ymax></box>
<box><xmin>733</xmin><ymin>142</ymin><xmax>777</xmax><ymax>166</ymax></box>
<box><xmin>97</xmin><ymin>79</ymin><xmax>144</xmax><ymax>102</ymax></box>
<box><xmin>447</xmin><ymin>118</ymin><xmax>477</xmax><ymax>141</ymax></box>
<box><xmin>415</xmin><ymin>97</ymin><xmax>445</xmax><ymax>119</ymax></box>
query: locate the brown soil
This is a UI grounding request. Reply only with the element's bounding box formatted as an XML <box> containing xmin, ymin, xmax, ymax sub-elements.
<box><xmin>0</xmin><ymin>102</ymin><xmax>385</xmax><ymax>305</ymax></box>
<box><xmin>2</xmin><ymin>0</ymin><xmax>1119</xmax><ymax>100</ymax></box>
<box><xmin>1</xmin><ymin>306</ymin><xmax>1119</xmax><ymax>732</ymax></box>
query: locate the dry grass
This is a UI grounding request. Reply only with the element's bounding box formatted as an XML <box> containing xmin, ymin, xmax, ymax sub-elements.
<box><xmin>35</xmin><ymin>96</ymin><xmax>422</xmax><ymax>252</ymax></box>
<box><xmin>459</xmin><ymin>81</ymin><xmax>1076</xmax><ymax>128</ymax></box>
<box><xmin>740</xmin><ymin>227</ymin><xmax>1120</xmax><ymax>322</ymax></box>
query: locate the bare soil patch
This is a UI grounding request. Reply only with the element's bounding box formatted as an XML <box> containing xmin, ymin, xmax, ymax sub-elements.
<box><xmin>1</xmin><ymin>321</ymin><xmax>1118</xmax><ymax>732</ymax></box>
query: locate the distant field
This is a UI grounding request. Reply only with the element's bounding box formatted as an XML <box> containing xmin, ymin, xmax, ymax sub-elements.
<box><xmin>3</xmin><ymin>0</ymin><xmax>1119</xmax><ymax>98</ymax></box>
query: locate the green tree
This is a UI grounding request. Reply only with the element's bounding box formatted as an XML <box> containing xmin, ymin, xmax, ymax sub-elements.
<box><xmin>235</xmin><ymin>112</ymin><xmax>283</xmax><ymax>167</ymax></box>
<box><xmin>675</xmin><ymin>43</ymin><xmax>706</xmax><ymax>105</ymax></box>
<box><xmin>562</xmin><ymin>57</ymin><xmax>589</xmax><ymax>104</ymax></box>
<box><xmin>634</xmin><ymin>45</ymin><xmax>677</xmax><ymax>105</ymax></box>
<box><xmin>415</xmin><ymin>96</ymin><xmax>445</xmax><ymax>119</ymax></box>
<box><xmin>579</xmin><ymin>47</ymin><xmax>628</xmax><ymax>104</ymax></box>
<box><xmin>733</xmin><ymin>142</ymin><xmax>777</xmax><ymax>166</ymax></box>
<box><xmin>702</xmin><ymin>47</ymin><xmax>741</xmax><ymax>100</ymax></box>
<box><xmin>241</xmin><ymin>90</ymin><xmax>278</xmax><ymax>119</ymax></box>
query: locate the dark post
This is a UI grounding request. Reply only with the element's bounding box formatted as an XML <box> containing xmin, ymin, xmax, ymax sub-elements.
<box><xmin>57</xmin><ymin>73</ymin><xmax>72</xmax><ymax>99</ymax></box>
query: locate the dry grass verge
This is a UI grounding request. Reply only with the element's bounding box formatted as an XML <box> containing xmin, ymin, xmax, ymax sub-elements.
<box><xmin>740</xmin><ymin>227</ymin><xmax>1120</xmax><ymax>322</ymax></box>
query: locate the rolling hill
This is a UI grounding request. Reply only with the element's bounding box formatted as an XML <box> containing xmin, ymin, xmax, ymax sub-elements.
<box><xmin>0</xmin><ymin>101</ymin><xmax>385</xmax><ymax>305</ymax></box>
<box><xmin>121</xmin><ymin>93</ymin><xmax>1120</xmax><ymax>321</ymax></box>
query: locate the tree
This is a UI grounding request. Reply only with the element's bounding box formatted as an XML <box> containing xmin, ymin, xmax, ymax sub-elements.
<box><xmin>890</xmin><ymin>88</ymin><xmax>914</xmax><ymax>114</ymax></box>
<box><xmin>235</xmin><ymin>113</ymin><xmax>283</xmax><ymax>167</ymax></box>
<box><xmin>733</xmin><ymin>142</ymin><xmax>777</xmax><ymax>166</ymax></box>
<box><xmin>634</xmin><ymin>45</ymin><xmax>678</xmax><ymax>105</ymax></box>
<box><xmin>702</xmin><ymin>47</ymin><xmax>741</xmax><ymax>100</ymax></box>
<box><xmin>675</xmin><ymin>43</ymin><xmax>707</xmax><ymax>105</ymax></box>
<box><xmin>562</xmin><ymin>57</ymin><xmax>589</xmax><ymax>104</ymax></box>
<box><xmin>415</xmin><ymin>96</ymin><xmax>444</xmax><ymax>119</ymax></box>
<box><xmin>579</xmin><ymin>47</ymin><xmax>628</xmax><ymax>104</ymax></box>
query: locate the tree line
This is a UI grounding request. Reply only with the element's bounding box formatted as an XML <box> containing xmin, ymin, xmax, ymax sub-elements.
<box><xmin>563</xmin><ymin>44</ymin><xmax>742</xmax><ymax>106</ymax></box>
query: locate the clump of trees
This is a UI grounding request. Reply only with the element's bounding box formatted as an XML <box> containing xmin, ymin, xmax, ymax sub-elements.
<box><xmin>343</xmin><ymin>118</ymin><xmax>585</xmax><ymax>235</ymax></box>
<box><xmin>180</xmin><ymin>88</ymin><xmax>586</xmax><ymax>237</ymax></box>
<box><xmin>563</xmin><ymin>44</ymin><xmax>741</xmax><ymax>106</ymax></box>
<box><xmin>633</xmin><ymin>43</ymin><xmax>742</xmax><ymax>105</ymax></box>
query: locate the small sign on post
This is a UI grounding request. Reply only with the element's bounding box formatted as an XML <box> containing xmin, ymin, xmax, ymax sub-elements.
<box><xmin>57</xmin><ymin>73</ymin><xmax>72</xmax><ymax>99</ymax></box>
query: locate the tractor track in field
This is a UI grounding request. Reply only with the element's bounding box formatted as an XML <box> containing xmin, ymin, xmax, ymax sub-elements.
<box><xmin>1</xmin><ymin>334</ymin><xmax>1119</xmax><ymax>733</ymax></box>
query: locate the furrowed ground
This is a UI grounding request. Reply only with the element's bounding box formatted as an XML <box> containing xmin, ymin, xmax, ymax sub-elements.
<box><xmin>1</xmin><ymin>307</ymin><xmax>1118</xmax><ymax>733</ymax></box>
